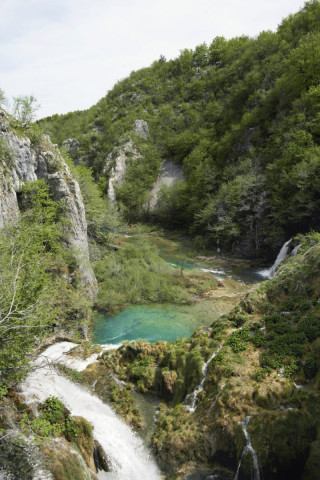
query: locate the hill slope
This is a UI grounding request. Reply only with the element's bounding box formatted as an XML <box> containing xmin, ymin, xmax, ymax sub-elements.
<box><xmin>38</xmin><ymin>1</ymin><xmax>320</xmax><ymax>259</ymax></box>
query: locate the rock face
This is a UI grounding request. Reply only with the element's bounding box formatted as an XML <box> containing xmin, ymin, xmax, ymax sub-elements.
<box><xmin>106</xmin><ymin>119</ymin><xmax>149</xmax><ymax>202</ymax></box>
<box><xmin>147</xmin><ymin>160</ymin><xmax>185</xmax><ymax>210</ymax></box>
<box><xmin>106</xmin><ymin>139</ymin><xmax>141</xmax><ymax>202</ymax></box>
<box><xmin>0</xmin><ymin>117</ymin><xmax>97</xmax><ymax>298</ymax></box>
<box><xmin>62</xmin><ymin>138</ymin><xmax>80</xmax><ymax>163</ymax></box>
<box><xmin>133</xmin><ymin>119</ymin><xmax>149</xmax><ymax>139</ymax></box>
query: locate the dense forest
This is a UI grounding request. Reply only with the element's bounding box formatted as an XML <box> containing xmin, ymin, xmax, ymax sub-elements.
<box><xmin>39</xmin><ymin>0</ymin><xmax>320</xmax><ymax>258</ymax></box>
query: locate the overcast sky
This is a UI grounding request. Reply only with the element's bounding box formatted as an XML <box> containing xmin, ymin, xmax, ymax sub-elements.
<box><xmin>0</xmin><ymin>0</ymin><xmax>307</xmax><ymax>118</ymax></box>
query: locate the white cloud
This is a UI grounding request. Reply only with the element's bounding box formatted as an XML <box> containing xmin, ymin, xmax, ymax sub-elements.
<box><xmin>0</xmin><ymin>0</ymin><xmax>307</xmax><ymax>118</ymax></box>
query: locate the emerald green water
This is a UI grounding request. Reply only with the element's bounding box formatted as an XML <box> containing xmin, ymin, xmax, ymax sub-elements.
<box><xmin>93</xmin><ymin>232</ymin><xmax>267</xmax><ymax>345</ymax></box>
<box><xmin>93</xmin><ymin>301</ymin><xmax>223</xmax><ymax>344</ymax></box>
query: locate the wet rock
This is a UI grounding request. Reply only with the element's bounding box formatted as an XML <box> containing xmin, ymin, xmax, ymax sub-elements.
<box><xmin>78</xmin><ymin>326</ymin><xmax>89</xmax><ymax>340</ymax></box>
<box><xmin>93</xmin><ymin>440</ymin><xmax>110</xmax><ymax>472</ymax></box>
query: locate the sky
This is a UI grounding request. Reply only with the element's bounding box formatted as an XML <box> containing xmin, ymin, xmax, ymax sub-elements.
<box><xmin>0</xmin><ymin>0</ymin><xmax>307</xmax><ymax>119</ymax></box>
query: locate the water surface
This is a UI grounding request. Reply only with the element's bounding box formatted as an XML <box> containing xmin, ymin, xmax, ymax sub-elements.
<box><xmin>93</xmin><ymin>300</ymin><xmax>230</xmax><ymax>344</ymax></box>
<box><xmin>94</xmin><ymin>233</ymin><xmax>268</xmax><ymax>345</ymax></box>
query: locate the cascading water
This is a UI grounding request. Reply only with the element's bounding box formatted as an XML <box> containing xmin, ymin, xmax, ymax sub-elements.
<box><xmin>184</xmin><ymin>344</ymin><xmax>223</xmax><ymax>413</ymax></box>
<box><xmin>268</xmin><ymin>238</ymin><xmax>292</xmax><ymax>278</ymax></box>
<box><xmin>20</xmin><ymin>342</ymin><xmax>161</xmax><ymax>480</ymax></box>
<box><xmin>234</xmin><ymin>416</ymin><xmax>260</xmax><ymax>480</ymax></box>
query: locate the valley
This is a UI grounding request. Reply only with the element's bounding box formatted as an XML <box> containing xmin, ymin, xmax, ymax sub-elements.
<box><xmin>1</xmin><ymin>2</ymin><xmax>320</xmax><ymax>479</ymax></box>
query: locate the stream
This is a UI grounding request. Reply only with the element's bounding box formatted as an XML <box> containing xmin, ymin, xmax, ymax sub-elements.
<box><xmin>94</xmin><ymin>233</ymin><xmax>268</xmax><ymax>345</ymax></box>
<box><xmin>18</xmin><ymin>238</ymin><xmax>289</xmax><ymax>480</ymax></box>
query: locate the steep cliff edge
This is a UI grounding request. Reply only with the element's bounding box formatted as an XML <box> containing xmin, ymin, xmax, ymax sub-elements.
<box><xmin>0</xmin><ymin>110</ymin><xmax>97</xmax><ymax>298</ymax></box>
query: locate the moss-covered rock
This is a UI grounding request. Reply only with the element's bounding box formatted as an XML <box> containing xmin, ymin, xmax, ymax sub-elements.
<box><xmin>248</xmin><ymin>411</ymin><xmax>317</xmax><ymax>479</ymax></box>
<box><xmin>152</xmin><ymin>404</ymin><xmax>204</xmax><ymax>473</ymax></box>
<box><xmin>302</xmin><ymin>439</ymin><xmax>320</xmax><ymax>480</ymax></box>
<box><xmin>43</xmin><ymin>442</ymin><xmax>95</xmax><ymax>480</ymax></box>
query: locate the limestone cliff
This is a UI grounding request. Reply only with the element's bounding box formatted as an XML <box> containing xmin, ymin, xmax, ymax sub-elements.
<box><xmin>147</xmin><ymin>159</ymin><xmax>185</xmax><ymax>211</ymax></box>
<box><xmin>106</xmin><ymin>138</ymin><xmax>141</xmax><ymax>202</ymax></box>
<box><xmin>0</xmin><ymin>111</ymin><xmax>97</xmax><ymax>298</ymax></box>
<box><xmin>105</xmin><ymin>119</ymin><xmax>152</xmax><ymax>202</ymax></box>
<box><xmin>105</xmin><ymin>119</ymin><xmax>184</xmax><ymax>210</ymax></box>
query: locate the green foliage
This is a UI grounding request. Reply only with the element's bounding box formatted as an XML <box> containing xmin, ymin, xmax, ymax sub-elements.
<box><xmin>227</xmin><ymin>327</ymin><xmax>250</xmax><ymax>353</ymax></box>
<box><xmin>251</xmin><ymin>235</ymin><xmax>320</xmax><ymax>380</ymax></box>
<box><xmin>37</xmin><ymin>0</ymin><xmax>320</xmax><ymax>256</ymax></box>
<box><xmin>0</xmin><ymin>89</ymin><xmax>7</xmax><ymax>107</ymax></box>
<box><xmin>115</xmin><ymin>142</ymin><xmax>161</xmax><ymax>221</ymax></box>
<box><xmin>21</xmin><ymin>396</ymin><xmax>77</xmax><ymax>441</ymax></box>
<box><xmin>298</xmin><ymin>315</ymin><xmax>320</xmax><ymax>341</ymax></box>
<box><xmin>0</xmin><ymin>180</ymin><xmax>88</xmax><ymax>389</ymax></box>
<box><xmin>68</xmin><ymin>162</ymin><xmax>121</xmax><ymax>254</ymax></box>
<box><xmin>0</xmin><ymin>137</ymin><xmax>13</xmax><ymax>166</ymax></box>
<box><xmin>12</xmin><ymin>95</ymin><xmax>40</xmax><ymax>127</ymax></box>
<box><xmin>94</xmin><ymin>237</ymin><xmax>189</xmax><ymax>312</ymax></box>
<box><xmin>105</xmin><ymin>332</ymin><xmax>221</xmax><ymax>407</ymax></box>
<box><xmin>152</xmin><ymin>402</ymin><xmax>203</xmax><ymax>472</ymax></box>
<box><xmin>0</xmin><ymin>437</ymin><xmax>33</xmax><ymax>479</ymax></box>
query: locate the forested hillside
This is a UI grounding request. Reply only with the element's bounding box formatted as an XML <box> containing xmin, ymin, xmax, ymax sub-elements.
<box><xmin>38</xmin><ymin>0</ymin><xmax>320</xmax><ymax>259</ymax></box>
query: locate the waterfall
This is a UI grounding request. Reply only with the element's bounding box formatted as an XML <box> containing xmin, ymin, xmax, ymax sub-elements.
<box><xmin>20</xmin><ymin>342</ymin><xmax>161</xmax><ymax>480</ymax></box>
<box><xmin>268</xmin><ymin>238</ymin><xmax>292</xmax><ymax>278</ymax></box>
<box><xmin>184</xmin><ymin>344</ymin><xmax>223</xmax><ymax>413</ymax></box>
<box><xmin>234</xmin><ymin>416</ymin><xmax>260</xmax><ymax>480</ymax></box>
<box><xmin>291</xmin><ymin>244</ymin><xmax>302</xmax><ymax>257</ymax></box>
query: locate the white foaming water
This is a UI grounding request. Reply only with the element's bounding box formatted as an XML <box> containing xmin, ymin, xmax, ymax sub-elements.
<box><xmin>43</xmin><ymin>341</ymin><xmax>100</xmax><ymax>372</ymax></box>
<box><xmin>268</xmin><ymin>239</ymin><xmax>292</xmax><ymax>278</ymax></box>
<box><xmin>294</xmin><ymin>382</ymin><xmax>304</xmax><ymax>390</ymax></box>
<box><xmin>100</xmin><ymin>343</ymin><xmax>122</xmax><ymax>351</ymax></box>
<box><xmin>234</xmin><ymin>416</ymin><xmax>260</xmax><ymax>480</ymax></box>
<box><xmin>184</xmin><ymin>344</ymin><xmax>223</xmax><ymax>413</ymax></box>
<box><xmin>200</xmin><ymin>267</ymin><xmax>225</xmax><ymax>276</ymax></box>
<box><xmin>20</xmin><ymin>342</ymin><xmax>161</xmax><ymax>480</ymax></box>
<box><xmin>257</xmin><ymin>268</ymin><xmax>272</xmax><ymax>278</ymax></box>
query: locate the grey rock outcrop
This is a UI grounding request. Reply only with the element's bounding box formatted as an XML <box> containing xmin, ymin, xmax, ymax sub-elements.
<box><xmin>62</xmin><ymin>138</ymin><xmax>80</xmax><ymax>163</ymax></box>
<box><xmin>106</xmin><ymin>119</ymin><xmax>150</xmax><ymax>202</ymax></box>
<box><xmin>0</xmin><ymin>120</ymin><xmax>97</xmax><ymax>298</ymax></box>
<box><xmin>146</xmin><ymin>160</ymin><xmax>185</xmax><ymax>210</ymax></box>
<box><xmin>106</xmin><ymin>139</ymin><xmax>141</xmax><ymax>202</ymax></box>
<box><xmin>133</xmin><ymin>119</ymin><xmax>149</xmax><ymax>139</ymax></box>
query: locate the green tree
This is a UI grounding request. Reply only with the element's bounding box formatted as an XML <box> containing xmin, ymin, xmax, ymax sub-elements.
<box><xmin>70</xmin><ymin>163</ymin><xmax>121</xmax><ymax>242</ymax></box>
<box><xmin>0</xmin><ymin>88</ymin><xmax>7</xmax><ymax>108</ymax></box>
<box><xmin>12</xmin><ymin>95</ymin><xmax>40</xmax><ymax>127</ymax></box>
<box><xmin>0</xmin><ymin>180</ymin><xmax>68</xmax><ymax>390</ymax></box>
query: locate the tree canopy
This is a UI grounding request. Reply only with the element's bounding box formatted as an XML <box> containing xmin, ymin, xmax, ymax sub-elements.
<box><xmin>38</xmin><ymin>0</ymin><xmax>320</xmax><ymax>258</ymax></box>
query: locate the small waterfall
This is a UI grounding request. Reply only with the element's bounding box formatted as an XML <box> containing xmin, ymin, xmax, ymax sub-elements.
<box><xmin>20</xmin><ymin>343</ymin><xmax>161</xmax><ymax>480</ymax></box>
<box><xmin>234</xmin><ymin>416</ymin><xmax>260</xmax><ymax>480</ymax></box>
<box><xmin>184</xmin><ymin>345</ymin><xmax>223</xmax><ymax>413</ymax></box>
<box><xmin>268</xmin><ymin>239</ymin><xmax>292</xmax><ymax>278</ymax></box>
<box><xmin>291</xmin><ymin>244</ymin><xmax>302</xmax><ymax>257</ymax></box>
